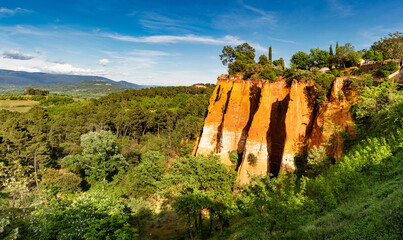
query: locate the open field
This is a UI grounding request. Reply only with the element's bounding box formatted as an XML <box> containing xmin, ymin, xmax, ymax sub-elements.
<box><xmin>0</xmin><ymin>99</ymin><xmax>39</xmax><ymax>112</ymax></box>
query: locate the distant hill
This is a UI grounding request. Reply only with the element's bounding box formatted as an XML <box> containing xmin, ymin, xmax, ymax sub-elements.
<box><xmin>0</xmin><ymin>81</ymin><xmax>130</xmax><ymax>97</ymax></box>
<box><xmin>0</xmin><ymin>69</ymin><xmax>147</xmax><ymax>89</ymax></box>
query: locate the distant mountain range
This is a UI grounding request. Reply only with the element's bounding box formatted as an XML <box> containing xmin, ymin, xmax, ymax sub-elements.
<box><xmin>0</xmin><ymin>69</ymin><xmax>149</xmax><ymax>89</ymax></box>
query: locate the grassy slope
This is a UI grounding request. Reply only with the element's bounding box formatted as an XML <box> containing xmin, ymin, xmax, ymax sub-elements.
<box><xmin>299</xmin><ymin>150</ymin><xmax>403</xmax><ymax>239</ymax></box>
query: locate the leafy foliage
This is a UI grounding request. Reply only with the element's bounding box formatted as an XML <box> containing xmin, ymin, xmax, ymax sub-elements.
<box><xmin>62</xmin><ymin>130</ymin><xmax>126</xmax><ymax>183</ymax></box>
<box><xmin>290</xmin><ymin>51</ymin><xmax>311</xmax><ymax>69</ymax></box>
<box><xmin>313</xmin><ymin>73</ymin><xmax>335</xmax><ymax>104</ymax></box>
<box><xmin>371</xmin><ymin>31</ymin><xmax>403</xmax><ymax>60</ymax></box>
<box><xmin>162</xmin><ymin>154</ymin><xmax>238</xmax><ymax>238</ymax></box>
<box><xmin>31</xmin><ymin>192</ymin><xmax>138</xmax><ymax>239</ymax></box>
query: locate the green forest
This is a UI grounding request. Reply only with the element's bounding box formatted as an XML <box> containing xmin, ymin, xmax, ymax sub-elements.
<box><xmin>1</xmin><ymin>33</ymin><xmax>402</xmax><ymax>239</ymax></box>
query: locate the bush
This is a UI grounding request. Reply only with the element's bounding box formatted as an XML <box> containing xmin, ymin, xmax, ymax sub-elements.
<box><xmin>331</xmin><ymin>69</ymin><xmax>344</xmax><ymax>77</ymax></box>
<box><xmin>30</xmin><ymin>95</ymin><xmax>46</xmax><ymax>101</ymax></box>
<box><xmin>40</xmin><ymin>96</ymin><xmax>74</xmax><ymax>106</ymax></box>
<box><xmin>31</xmin><ymin>192</ymin><xmax>138</xmax><ymax>239</ymax></box>
<box><xmin>345</xmin><ymin>75</ymin><xmax>373</xmax><ymax>90</ymax></box>
<box><xmin>375</xmin><ymin>69</ymin><xmax>390</xmax><ymax>78</ymax></box>
<box><xmin>383</xmin><ymin>61</ymin><xmax>399</xmax><ymax>72</ymax></box>
<box><xmin>351</xmin><ymin>68</ymin><xmax>363</xmax><ymax>76</ymax></box>
<box><xmin>24</xmin><ymin>88</ymin><xmax>49</xmax><ymax>96</ymax></box>
<box><xmin>375</xmin><ymin>61</ymin><xmax>399</xmax><ymax>78</ymax></box>
<box><xmin>247</xmin><ymin>153</ymin><xmax>257</xmax><ymax>166</ymax></box>
<box><xmin>337</xmin><ymin>90</ymin><xmax>345</xmax><ymax>100</ymax></box>
<box><xmin>307</xmin><ymin>145</ymin><xmax>331</xmax><ymax>177</ymax></box>
<box><xmin>259</xmin><ymin>67</ymin><xmax>276</xmax><ymax>82</ymax></box>
<box><xmin>314</xmin><ymin>73</ymin><xmax>335</xmax><ymax>104</ymax></box>
<box><xmin>41</xmin><ymin>168</ymin><xmax>82</xmax><ymax>195</ymax></box>
<box><xmin>229</xmin><ymin>150</ymin><xmax>238</xmax><ymax>164</ymax></box>
<box><xmin>283</xmin><ymin>69</ymin><xmax>314</xmax><ymax>84</ymax></box>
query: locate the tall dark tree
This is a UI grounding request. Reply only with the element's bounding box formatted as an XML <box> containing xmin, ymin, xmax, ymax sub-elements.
<box><xmin>269</xmin><ymin>46</ymin><xmax>273</xmax><ymax>62</ymax></box>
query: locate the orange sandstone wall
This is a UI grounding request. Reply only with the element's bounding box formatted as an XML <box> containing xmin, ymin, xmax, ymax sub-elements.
<box><xmin>238</xmin><ymin>81</ymin><xmax>289</xmax><ymax>184</ymax></box>
<box><xmin>196</xmin><ymin>75</ymin><xmax>354</xmax><ymax>184</ymax></box>
<box><xmin>280</xmin><ymin>80</ymin><xmax>313</xmax><ymax>172</ymax></box>
<box><xmin>196</xmin><ymin>75</ymin><xmax>234</xmax><ymax>155</ymax></box>
<box><xmin>308</xmin><ymin>77</ymin><xmax>354</xmax><ymax>160</ymax></box>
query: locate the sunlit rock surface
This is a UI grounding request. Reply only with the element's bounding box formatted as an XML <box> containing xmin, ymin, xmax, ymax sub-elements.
<box><xmin>196</xmin><ymin>74</ymin><xmax>354</xmax><ymax>184</ymax></box>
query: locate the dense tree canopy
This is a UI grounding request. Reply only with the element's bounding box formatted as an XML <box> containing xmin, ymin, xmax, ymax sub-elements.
<box><xmin>290</xmin><ymin>51</ymin><xmax>311</xmax><ymax>69</ymax></box>
<box><xmin>371</xmin><ymin>32</ymin><xmax>403</xmax><ymax>61</ymax></box>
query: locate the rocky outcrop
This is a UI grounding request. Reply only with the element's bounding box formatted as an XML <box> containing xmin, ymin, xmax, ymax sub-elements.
<box><xmin>308</xmin><ymin>77</ymin><xmax>355</xmax><ymax>160</ymax></box>
<box><xmin>195</xmin><ymin>74</ymin><xmax>354</xmax><ymax>184</ymax></box>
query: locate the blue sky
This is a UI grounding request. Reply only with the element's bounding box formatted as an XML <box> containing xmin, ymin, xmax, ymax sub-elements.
<box><xmin>0</xmin><ymin>0</ymin><xmax>402</xmax><ymax>85</ymax></box>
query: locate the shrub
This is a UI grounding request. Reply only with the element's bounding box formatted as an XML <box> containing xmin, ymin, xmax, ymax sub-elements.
<box><xmin>337</xmin><ymin>90</ymin><xmax>345</xmax><ymax>101</ymax></box>
<box><xmin>383</xmin><ymin>61</ymin><xmax>398</xmax><ymax>72</ymax></box>
<box><xmin>314</xmin><ymin>73</ymin><xmax>335</xmax><ymax>104</ymax></box>
<box><xmin>31</xmin><ymin>192</ymin><xmax>138</xmax><ymax>239</ymax></box>
<box><xmin>351</xmin><ymin>68</ymin><xmax>363</xmax><ymax>76</ymax></box>
<box><xmin>41</xmin><ymin>168</ymin><xmax>82</xmax><ymax>195</ymax></box>
<box><xmin>331</xmin><ymin>69</ymin><xmax>344</xmax><ymax>77</ymax></box>
<box><xmin>259</xmin><ymin>67</ymin><xmax>276</xmax><ymax>82</ymax></box>
<box><xmin>229</xmin><ymin>150</ymin><xmax>238</xmax><ymax>164</ymax></box>
<box><xmin>375</xmin><ymin>69</ymin><xmax>390</xmax><ymax>78</ymax></box>
<box><xmin>307</xmin><ymin>145</ymin><xmax>331</xmax><ymax>177</ymax></box>
<box><xmin>30</xmin><ymin>95</ymin><xmax>46</xmax><ymax>101</ymax></box>
<box><xmin>283</xmin><ymin>69</ymin><xmax>314</xmax><ymax>84</ymax></box>
<box><xmin>345</xmin><ymin>75</ymin><xmax>373</xmax><ymax>89</ymax></box>
<box><xmin>247</xmin><ymin>153</ymin><xmax>257</xmax><ymax>166</ymax></box>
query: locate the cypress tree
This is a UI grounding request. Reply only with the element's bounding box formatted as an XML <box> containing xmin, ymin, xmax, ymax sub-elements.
<box><xmin>269</xmin><ymin>46</ymin><xmax>273</xmax><ymax>62</ymax></box>
<box><xmin>329</xmin><ymin>45</ymin><xmax>333</xmax><ymax>56</ymax></box>
<box><xmin>336</xmin><ymin>41</ymin><xmax>339</xmax><ymax>54</ymax></box>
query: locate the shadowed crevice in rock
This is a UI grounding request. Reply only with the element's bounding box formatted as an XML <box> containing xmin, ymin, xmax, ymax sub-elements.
<box><xmin>236</xmin><ymin>84</ymin><xmax>261</xmax><ymax>171</ymax></box>
<box><xmin>304</xmin><ymin>85</ymin><xmax>317</xmax><ymax>139</ymax></box>
<box><xmin>266</xmin><ymin>94</ymin><xmax>290</xmax><ymax>177</ymax></box>
<box><xmin>215</xmin><ymin>85</ymin><xmax>233</xmax><ymax>153</ymax></box>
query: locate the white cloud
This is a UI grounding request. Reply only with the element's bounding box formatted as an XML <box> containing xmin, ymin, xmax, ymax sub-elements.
<box><xmin>97</xmin><ymin>58</ymin><xmax>110</xmax><ymax>66</ymax></box>
<box><xmin>104</xmin><ymin>33</ymin><xmax>266</xmax><ymax>52</ymax></box>
<box><xmin>2</xmin><ymin>50</ymin><xmax>34</xmax><ymax>60</ymax></box>
<box><xmin>0</xmin><ymin>57</ymin><xmax>107</xmax><ymax>76</ymax></box>
<box><xmin>0</xmin><ymin>8</ymin><xmax>30</xmax><ymax>17</ymax></box>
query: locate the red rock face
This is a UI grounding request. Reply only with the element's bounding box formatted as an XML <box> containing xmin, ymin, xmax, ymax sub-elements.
<box><xmin>196</xmin><ymin>75</ymin><xmax>354</xmax><ymax>184</ymax></box>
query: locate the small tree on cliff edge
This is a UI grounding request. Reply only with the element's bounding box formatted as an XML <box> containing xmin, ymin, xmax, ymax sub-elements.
<box><xmin>220</xmin><ymin>43</ymin><xmax>256</xmax><ymax>76</ymax></box>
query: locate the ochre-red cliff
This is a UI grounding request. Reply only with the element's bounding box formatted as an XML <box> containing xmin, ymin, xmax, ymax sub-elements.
<box><xmin>195</xmin><ymin>74</ymin><xmax>354</xmax><ymax>184</ymax></box>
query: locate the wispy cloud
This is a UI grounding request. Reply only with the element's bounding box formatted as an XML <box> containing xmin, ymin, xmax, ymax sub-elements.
<box><xmin>104</xmin><ymin>33</ymin><xmax>266</xmax><ymax>51</ymax></box>
<box><xmin>239</xmin><ymin>0</ymin><xmax>277</xmax><ymax>25</ymax></box>
<box><xmin>0</xmin><ymin>25</ymin><xmax>52</xmax><ymax>36</ymax></box>
<box><xmin>129</xmin><ymin>50</ymin><xmax>172</xmax><ymax>56</ymax></box>
<box><xmin>0</xmin><ymin>7</ymin><xmax>30</xmax><ymax>17</ymax></box>
<box><xmin>2</xmin><ymin>50</ymin><xmax>34</xmax><ymax>60</ymax></box>
<box><xmin>327</xmin><ymin>0</ymin><xmax>353</xmax><ymax>17</ymax></box>
<box><xmin>267</xmin><ymin>37</ymin><xmax>296</xmax><ymax>44</ymax></box>
<box><xmin>139</xmin><ymin>12</ymin><xmax>189</xmax><ymax>30</ymax></box>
